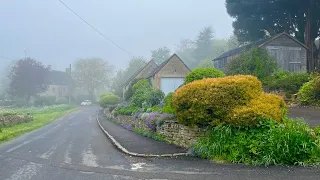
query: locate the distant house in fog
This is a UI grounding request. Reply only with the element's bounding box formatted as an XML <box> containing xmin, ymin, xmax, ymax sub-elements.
<box><xmin>213</xmin><ymin>32</ymin><xmax>308</xmax><ymax>73</ymax></box>
<box><xmin>42</xmin><ymin>69</ymin><xmax>71</xmax><ymax>98</ymax></box>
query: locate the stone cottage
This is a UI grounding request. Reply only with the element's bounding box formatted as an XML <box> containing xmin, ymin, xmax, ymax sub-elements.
<box><xmin>122</xmin><ymin>60</ymin><xmax>158</xmax><ymax>98</ymax></box>
<box><xmin>123</xmin><ymin>54</ymin><xmax>191</xmax><ymax>96</ymax></box>
<box><xmin>213</xmin><ymin>32</ymin><xmax>308</xmax><ymax>73</ymax></box>
<box><xmin>42</xmin><ymin>70</ymin><xmax>71</xmax><ymax>98</ymax></box>
<box><xmin>147</xmin><ymin>54</ymin><xmax>191</xmax><ymax>95</ymax></box>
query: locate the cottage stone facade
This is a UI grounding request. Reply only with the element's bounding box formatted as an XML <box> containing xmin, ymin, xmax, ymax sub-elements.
<box><xmin>123</xmin><ymin>54</ymin><xmax>190</xmax><ymax>96</ymax></box>
<box><xmin>149</xmin><ymin>54</ymin><xmax>191</xmax><ymax>90</ymax></box>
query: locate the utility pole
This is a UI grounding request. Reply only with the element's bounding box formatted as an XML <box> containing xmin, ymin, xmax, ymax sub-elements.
<box><xmin>68</xmin><ymin>64</ymin><xmax>72</xmax><ymax>104</ymax></box>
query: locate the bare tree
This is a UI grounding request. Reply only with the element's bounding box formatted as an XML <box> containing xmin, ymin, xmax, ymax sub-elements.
<box><xmin>72</xmin><ymin>58</ymin><xmax>113</xmax><ymax>101</ymax></box>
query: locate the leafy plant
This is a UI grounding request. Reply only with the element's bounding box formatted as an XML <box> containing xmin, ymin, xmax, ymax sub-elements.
<box><xmin>193</xmin><ymin>118</ymin><xmax>320</xmax><ymax>166</ymax></box>
<box><xmin>99</xmin><ymin>93</ymin><xmax>120</xmax><ymax>108</ymax></box>
<box><xmin>184</xmin><ymin>68</ymin><xmax>225</xmax><ymax>84</ymax></box>
<box><xmin>148</xmin><ymin>89</ymin><xmax>165</xmax><ymax>106</ymax></box>
<box><xmin>299</xmin><ymin>73</ymin><xmax>320</xmax><ymax>106</ymax></box>
<box><xmin>173</xmin><ymin>75</ymin><xmax>263</xmax><ymax>126</ymax></box>
<box><xmin>226</xmin><ymin>47</ymin><xmax>278</xmax><ymax>79</ymax></box>
<box><xmin>116</xmin><ymin>105</ymin><xmax>139</xmax><ymax>115</ymax></box>
<box><xmin>262</xmin><ymin>71</ymin><xmax>309</xmax><ymax>97</ymax></box>
<box><xmin>161</xmin><ymin>92</ymin><xmax>175</xmax><ymax>114</ymax></box>
<box><xmin>227</xmin><ymin>94</ymin><xmax>287</xmax><ymax>127</ymax></box>
<box><xmin>130</xmin><ymin>79</ymin><xmax>165</xmax><ymax>107</ymax></box>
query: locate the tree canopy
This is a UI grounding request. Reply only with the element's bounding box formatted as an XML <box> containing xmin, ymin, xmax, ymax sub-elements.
<box><xmin>72</xmin><ymin>58</ymin><xmax>113</xmax><ymax>101</ymax></box>
<box><xmin>151</xmin><ymin>47</ymin><xmax>171</xmax><ymax>65</ymax></box>
<box><xmin>8</xmin><ymin>58</ymin><xmax>49</xmax><ymax>101</ymax></box>
<box><xmin>226</xmin><ymin>0</ymin><xmax>320</xmax><ymax>44</ymax></box>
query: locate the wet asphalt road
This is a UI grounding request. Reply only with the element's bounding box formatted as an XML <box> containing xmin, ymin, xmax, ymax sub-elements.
<box><xmin>0</xmin><ymin>107</ymin><xmax>320</xmax><ymax>180</ymax></box>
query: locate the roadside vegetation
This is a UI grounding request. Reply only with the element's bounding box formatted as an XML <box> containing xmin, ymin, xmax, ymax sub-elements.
<box><xmin>0</xmin><ymin>105</ymin><xmax>77</xmax><ymax>143</ymax></box>
<box><xmin>99</xmin><ymin>47</ymin><xmax>320</xmax><ymax>166</ymax></box>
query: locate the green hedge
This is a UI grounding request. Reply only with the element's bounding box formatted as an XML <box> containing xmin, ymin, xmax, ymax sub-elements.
<box><xmin>299</xmin><ymin>74</ymin><xmax>320</xmax><ymax>106</ymax></box>
<box><xmin>184</xmin><ymin>68</ymin><xmax>225</xmax><ymax>84</ymax></box>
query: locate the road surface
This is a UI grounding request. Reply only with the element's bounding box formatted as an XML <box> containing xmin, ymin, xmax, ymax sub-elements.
<box><xmin>0</xmin><ymin>107</ymin><xmax>319</xmax><ymax>180</ymax></box>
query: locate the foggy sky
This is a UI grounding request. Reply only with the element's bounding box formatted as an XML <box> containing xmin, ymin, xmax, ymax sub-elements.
<box><xmin>0</xmin><ymin>0</ymin><xmax>233</xmax><ymax>71</ymax></box>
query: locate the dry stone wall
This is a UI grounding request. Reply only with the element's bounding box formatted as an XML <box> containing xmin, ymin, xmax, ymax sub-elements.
<box><xmin>0</xmin><ymin>115</ymin><xmax>33</xmax><ymax>127</ymax></box>
<box><xmin>105</xmin><ymin>110</ymin><xmax>207</xmax><ymax>148</ymax></box>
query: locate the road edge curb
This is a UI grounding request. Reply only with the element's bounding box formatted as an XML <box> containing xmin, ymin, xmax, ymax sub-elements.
<box><xmin>96</xmin><ymin>116</ymin><xmax>189</xmax><ymax>158</ymax></box>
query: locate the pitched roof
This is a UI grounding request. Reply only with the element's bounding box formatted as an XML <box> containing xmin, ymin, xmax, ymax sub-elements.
<box><xmin>45</xmin><ymin>70</ymin><xmax>71</xmax><ymax>86</ymax></box>
<box><xmin>147</xmin><ymin>54</ymin><xmax>191</xmax><ymax>78</ymax></box>
<box><xmin>123</xmin><ymin>60</ymin><xmax>157</xmax><ymax>87</ymax></box>
<box><xmin>213</xmin><ymin>32</ymin><xmax>308</xmax><ymax>61</ymax></box>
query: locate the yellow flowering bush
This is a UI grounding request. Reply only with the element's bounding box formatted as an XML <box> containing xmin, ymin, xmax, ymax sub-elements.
<box><xmin>227</xmin><ymin>94</ymin><xmax>287</xmax><ymax>126</ymax></box>
<box><xmin>173</xmin><ymin>75</ymin><xmax>263</xmax><ymax>126</ymax></box>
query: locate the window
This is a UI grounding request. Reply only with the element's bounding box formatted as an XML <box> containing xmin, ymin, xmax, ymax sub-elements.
<box><xmin>289</xmin><ymin>62</ymin><xmax>301</xmax><ymax>72</ymax></box>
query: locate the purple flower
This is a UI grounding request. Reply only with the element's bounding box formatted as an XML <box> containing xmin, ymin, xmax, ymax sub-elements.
<box><xmin>121</xmin><ymin>124</ymin><xmax>133</xmax><ymax>131</ymax></box>
<box><xmin>143</xmin><ymin>112</ymin><xmax>159</xmax><ymax>132</ymax></box>
<box><xmin>133</xmin><ymin>112</ymin><xmax>140</xmax><ymax>119</ymax></box>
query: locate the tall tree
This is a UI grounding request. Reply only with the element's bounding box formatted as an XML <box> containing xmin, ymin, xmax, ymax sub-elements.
<box><xmin>193</xmin><ymin>26</ymin><xmax>215</xmax><ymax>68</ymax></box>
<box><xmin>110</xmin><ymin>70</ymin><xmax>125</xmax><ymax>97</ymax></box>
<box><xmin>73</xmin><ymin>58</ymin><xmax>113</xmax><ymax>101</ymax></box>
<box><xmin>197</xmin><ymin>58</ymin><xmax>214</xmax><ymax>68</ymax></box>
<box><xmin>151</xmin><ymin>47</ymin><xmax>171</xmax><ymax>65</ymax></box>
<box><xmin>8</xmin><ymin>58</ymin><xmax>49</xmax><ymax>101</ymax></box>
<box><xmin>123</xmin><ymin>57</ymin><xmax>147</xmax><ymax>82</ymax></box>
<box><xmin>226</xmin><ymin>0</ymin><xmax>320</xmax><ymax>70</ymax></box>
<box><xmin>175</xmin><ymin>39</ymin><xmax>196</xmax><ymax>69</ymax></box>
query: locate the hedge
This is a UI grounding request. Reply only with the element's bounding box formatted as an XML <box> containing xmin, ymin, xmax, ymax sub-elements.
<box><xmin>184</xmin><ymin>68</ymin><xmax>225</xmax><ymax>84</ymax></box>
<box><xmin>227</xmin><ymin>94</ymin><xmax>287</xmax><ymax>126</ymax></box>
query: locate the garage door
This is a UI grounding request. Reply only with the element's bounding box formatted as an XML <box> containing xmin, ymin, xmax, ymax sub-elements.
<box><xmin>160</xmin><ymin>77</ymin><xmax>184</xmax><ymax>95</ymax></box>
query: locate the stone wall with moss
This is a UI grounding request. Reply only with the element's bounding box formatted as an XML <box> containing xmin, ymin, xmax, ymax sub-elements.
<box><xmin>104</xmin><ymin>110</ymin><xmax>206</xmax><ymax>148</ymax></box>
<box><xmin>0</xmin><ymin>115</ymin><xmax>33</xmax><ymax>127</ymax></box>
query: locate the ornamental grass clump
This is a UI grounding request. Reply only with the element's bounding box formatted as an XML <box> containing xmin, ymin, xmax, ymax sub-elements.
<box><xmin>193</xmin><ymin>118</ymin><xmax>320</xmax><ymax>166</ymax></box>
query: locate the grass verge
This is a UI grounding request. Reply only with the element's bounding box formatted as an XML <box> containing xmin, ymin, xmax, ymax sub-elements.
<box><xmin>0</xmin><ymin>106</ymin><xmax>77</xmax><ymax>144</ymax></box>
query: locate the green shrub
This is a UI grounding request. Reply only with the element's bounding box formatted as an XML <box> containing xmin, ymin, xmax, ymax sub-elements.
<box><xmin>184</xmin><ymin>68</ymin><xmax>225</xmax><ymax>84</ymax></box>
<box><xmin>116</xmin><ymin>105</ymin><xmax>139</xmax><ymax>115</ymax></box>
<box><xmin>227</xmin><ymin>94</ymin><xmax>287</xmax><ymax>127</ymax></box>
<box><xmin>161</xmin><ymin>92</ymin><xmax>175</xmax><ymax>114</ymax></box>
<box><xmin>100</xmin><ymin>92</ymin><xmax>114</xmax><ymax>99</ymax></box>
<box><xmin>132</xmin><ymin>79</ymin><xmax>152</xmax><ymax>93</ymax></box>
<box><xmin>99</xmin><ymin>93</ymin><xmax>120</xmax><ymax>108</ymax></box>
<box><xmin>193</xmin><ymin>118</ymin><xmax>320</xmax><ymax>165</ymax></box>
<box><xmin>299</xmin><ymin>74</ymin><xmax>320</xmax><ymax>106</ymax></box>
<box><xmin>56</xmin><ymin>97</ymin><xmax>69</xmax><ymax>104</ymax></box>
<box><xmin>262</xmin><ymin>71</ymin><xmax>309</xmax><ymax>97</ymax></box>
<box><xmin>226</xmin><ymin>47</ymin><xmax>278</xmax><ymax>79</ymax></box>
<box><xmin>130</xmin><ymin>79</ymin><xmax>153</xmax><ymax>107</ymax></box>
<box><xmin>124</xmin><ymin>78</ymin><xmax>142</xmax><ymax>101</ymax></box>
<box><xmin>38</xmin><ymin>96</ymin><xmax>56</xmax><ymax>106</ymax></box>
<box><xmin>148</xmin><ymin>89</ymin><xmax>165</xmax><ymax>106</ymax></box>
<box><xmin>130</xmin><ymin>79</ymin><xmax>165</xmax><ymax>107</ymax></box>
<box><xmin>173</xmin><ymin>75</ymin><xmax>263</xmax><ymax>126</ymax></box>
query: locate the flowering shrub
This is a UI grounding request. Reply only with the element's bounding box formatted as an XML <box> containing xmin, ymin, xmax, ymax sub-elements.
<box><xmin>227</xmin><ymin>94</ymin><xmax>287</xmax><ymax>126</ymax></box>
<box><xmin>139</xmin><ymin>112</ymin><xmax>176</xmax><ymax>132</ymax></box>
<box><xmin>173</xmin><ymin>75</ymin><xmax>263</xmax><ymax>126</ymax></box>
<box><xmin>121</xmin><ymin>124</ymin><xmax>133</xmax><ymax>131</ymax></box>
<box><xmin>143</xmin><ymin>112</ymin><xmax>159</xmax><ymax>131</ymax></box>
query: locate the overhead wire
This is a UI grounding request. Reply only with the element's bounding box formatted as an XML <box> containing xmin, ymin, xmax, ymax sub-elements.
<box><xmin>57</xmin><ymin>0</ymin><xmax>134</xmax><ymax>57</ymax></box>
